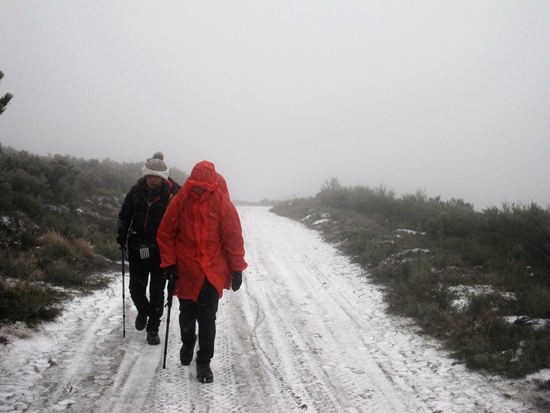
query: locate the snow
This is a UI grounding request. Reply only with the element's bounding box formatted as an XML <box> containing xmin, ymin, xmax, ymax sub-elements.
<box><xmin>0</xmin><ymin>206</ymin><xmax>547</xmax><ymax>412</ymax></box>
<box><xmin>395</xmin><ymin>229</ymin><xmax>426</xmax><ymax>236</ymax></box>
<box><xmin>312</xmin><ymin>218</ymin><xmax>329</xmax><ymax>225</ymax></box>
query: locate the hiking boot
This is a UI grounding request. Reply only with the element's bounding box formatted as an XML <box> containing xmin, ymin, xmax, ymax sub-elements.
<box><xmin>147</xmin><ymin>332</ymin><xmax>160</xmax><ymax>345</ymax></box>
<box><xmin>180</xmin><ymin>334</ymin><xmax>197</xmax><ymax>366</ymax></box>
<box><xmin>196</xmin><ymin>363</ymin><xmax>214</xmax><ymax>383</ymax></box>
<box><xmin>135</xmin><ymin>312</ymin><xmax>147</xmax><ymax>331</ymax></box>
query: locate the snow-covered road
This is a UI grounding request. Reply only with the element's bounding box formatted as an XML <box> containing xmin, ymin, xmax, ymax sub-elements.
<box><xmin>0</xmin><ymin>206</ymin><xmax>546</xmax><ymax>412</ymax></box>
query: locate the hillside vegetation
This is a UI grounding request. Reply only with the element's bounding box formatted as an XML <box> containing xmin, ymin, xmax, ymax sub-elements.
<box><xmin>0</xmin><ymin>144</ymin><xmax>187</xmax><ymax>338</ymax></box>
<box><xmin>272</xmin><ymin>178</ymin><xmax>550</xmax><ymax>380</ymax></box>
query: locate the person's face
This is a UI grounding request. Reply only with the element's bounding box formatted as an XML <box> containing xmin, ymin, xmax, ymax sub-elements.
<box><xmin>145</xmin><ymin>175</ymin><xmax>163</xmax><ymax>189</ymax></box>
<box><xmin>193</xmin><ymin>186</ymin><xmax>206</xmax><ymax>195</ymax></box>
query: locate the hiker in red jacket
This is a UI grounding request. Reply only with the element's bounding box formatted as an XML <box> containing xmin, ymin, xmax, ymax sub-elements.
<box><xmin>157</xmin><ymin>160</ymin><xmax>247</xmax><ymax>383</ymax></box>
<box><xmin>116</xmin><ymin>152</ymin><xmax>180</xmax><ymax>345</ymax></box>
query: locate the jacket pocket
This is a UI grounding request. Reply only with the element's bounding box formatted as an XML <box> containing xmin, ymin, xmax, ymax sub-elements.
<box><xmin>129</xmin><ymin>242</ymin><xmax>160</xmax><ymax>265</ymax></box>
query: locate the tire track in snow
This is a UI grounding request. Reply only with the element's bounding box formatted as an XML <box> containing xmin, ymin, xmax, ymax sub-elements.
<box><xmin>183</xmin><ymin>298</ymin><xmax>239</xmax><ymax>412</ymax></box>
<box><xmin>25</xmin><ymin>279</ymin><xmax>167</xmax><ymax>413</ymax></box>
<box><xmin>227</xmin><ymin>269</ymin><xmax>302</xmax><ymax>412</ymax></box>
<box><xmin>237</xmin><ymin>206</ymin><xmax>408</xmax><ymax>412</ymax></box>
<box><xmin>149</xmin><ymin>291</ymin><xmax>241</xmax><ymax>413</ymax></box>
<box><xmin>98</xmin><ymin>334</ymin><xmax>162</xmax><ymax>413</ymax></box>
<box><xmin>268</xmin><ymin>235</ymin><xmax>412</xmax><ymax>411</ymax></box>
<box><xmin>248</xmin><ymin>250</ymin><xmax>345</xmax><ymax>411</ymax></box>
<box><xmin>27</xmin><ymin>283</ymin><xmax>131</xmax><ymax>412</ymax></box>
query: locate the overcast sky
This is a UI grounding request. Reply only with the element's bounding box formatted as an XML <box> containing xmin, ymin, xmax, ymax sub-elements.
<box><xmin>1</xmin><ymin>1</ymin><xmax>549</xmax><ymax>208</ymax></box>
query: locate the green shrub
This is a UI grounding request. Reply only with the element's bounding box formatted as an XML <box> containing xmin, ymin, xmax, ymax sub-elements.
<box><xmin>33</xmin><ymin>230</ymin><xmax>110</xmax><ymax>287</ymax></box>
<box><xmin>482</xmin><ymin>203</ymin><xmax>550</xmax><ymax>267</ymax></box>
<box><xmin>0</xmin><ymin>279</ymin><xmax>66</xmax><ymax>325</ymax></box>
<box><xmin>72</xmin><ymin>238</ymin><xmax>97</xmax><ymax>262</ymax></box>
<box><xmin>40</xmin><ymin>214</ymin><xmax>65</xmax><ymax>232</ymax></box>
<box><xmin>45</xmin><ymin>261</ymin><xmax>85</xmax><ymax>287</ymax></box>
<box><xmin>0</xmin><ymin>251</ymin><xmax>42</xmax><ymax>282</ymax></box>
<box><xmin>93</xmin><ymin>239</ymin><xmax>121</xmax><ymax>262</ymax></box>
<box><xmin>40</xmin><ymin>230</ymin><xmax>73</xmax><ymax>262</ymax></box>
<box><xmin>0</xmin><ymin>255</ymin><xmax>26</xmax><ymax>279</ymax></box>
<box><xmin>517</xmin><ymin>288</ymin><xmax>550</xmax><ymax>318</ymax></box>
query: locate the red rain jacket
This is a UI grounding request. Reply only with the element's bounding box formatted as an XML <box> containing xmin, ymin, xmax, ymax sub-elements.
<box><xmin>157</xmin><ymin>161</ymin><xmax>247</xmax><ymax>301</ymax></box>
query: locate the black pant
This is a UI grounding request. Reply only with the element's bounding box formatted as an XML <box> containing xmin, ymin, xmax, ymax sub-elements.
<box><xmin>129</xmin><ymin>262</ymin><xmax>166</xmax><ymax>333</ymax></box>
<box><xmin>178</xmin><ymin>278</ymin><xmax>219</xmax><ymax>365</ymax></box>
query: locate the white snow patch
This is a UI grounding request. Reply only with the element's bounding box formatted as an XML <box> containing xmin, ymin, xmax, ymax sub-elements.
<box><xmin>312</xmin><ymin>218</ymin><xmax>329</xmax><ymax>225</ymax></box>
<box><xmin>449</xmin><ymin>285</ymin><xmax>516</xmax><ymax>311</ymax></box>
<box><xmin>504</xmin><ymin>317</ymin><xmax>550</xmax><ymax>330</ymax></box>
<box><xmin>0</xmin><ymin>321</ymin><xmax>35</xmax><ymax>339</ymax></box>
<box><xmin>395</xmin><ymin>229</ymin><xmax>426</xmax><ymax>235</ymax></box>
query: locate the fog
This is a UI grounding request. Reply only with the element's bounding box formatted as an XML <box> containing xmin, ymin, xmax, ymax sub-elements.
<box><xmin>1</xmin><ymin>1</ymin><xmax>549</xmax><ymax>208</ymax></box>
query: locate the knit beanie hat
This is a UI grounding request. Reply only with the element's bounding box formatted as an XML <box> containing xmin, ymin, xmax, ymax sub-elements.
<box><xmin>142</xmin><ymin>152</ymin><xmax>169</xmax><ymax>180</ymax></box>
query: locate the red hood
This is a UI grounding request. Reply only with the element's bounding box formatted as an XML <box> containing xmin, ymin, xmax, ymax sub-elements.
<box><xmin>183</xmin><ymin>160</ymin><xmax>220</xmax><ymax>193</ymax></box>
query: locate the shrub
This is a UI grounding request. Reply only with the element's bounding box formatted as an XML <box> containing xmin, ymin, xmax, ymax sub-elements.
<box><xmin>45</xmin><ymin>261</ymin><xmax>85</xmax><ymax>287</ymax></box>
<box><xmin>517</xmin><ymin>288</ymin><xmax>550</xmax><ymax>319</ymax></box>
<box><xmin>93</xmin><ymin>238</ymin><xmax>121</xmax><ymax>262</ymax></box>
<box><xmin>72</xmin><ymin>238</ymin><xmax>96</xmax><ymax>260</ymax></box>
<box><xmin>33</xmin><ymin>230</ymin><xmax>110</xmax><ymax>287</ymax></box>
<box><xmin>0</xmin><ymin>251</ymin><xmax>42</xmax><ymax>282</ymax></box>
<box><xmin>40</xmin><ymin>230</ymin><xmax>73</xmax><ymax>262</ymax></box>
<box><xmin>0</xmin><ymin>279</ymin><xmax>66</xmax><ymax>326</ymax></box>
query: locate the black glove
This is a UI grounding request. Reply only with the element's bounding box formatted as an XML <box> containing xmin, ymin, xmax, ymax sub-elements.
<box><xmin>231</xmin><ymin>271</ymin><xmax>242</xmax><ymax>291</ymax></box>
<box><xmin>164</xmin><ymin>264</ymin><xmax>178</xmax><ymax>292</ymax></box>
<box><xmin>165</xmin><ymin>265</ymin><xmax>178</xmax><ymax>283</ymax></box>
<box><xmin>116</xmin><ymin>233</ymin><xmax>127</xmax><ymax>250</ymax></box>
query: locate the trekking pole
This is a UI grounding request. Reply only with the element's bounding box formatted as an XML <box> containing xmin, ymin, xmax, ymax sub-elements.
<box><xmin>121</xmin><ymin>247</ymin><xmax>126</xmax><ymax>338</ymax></box>
<box><xmin>163</xmin><ymin>283</ymin><xmax>174</xmax><ymax>369</ymax></box>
